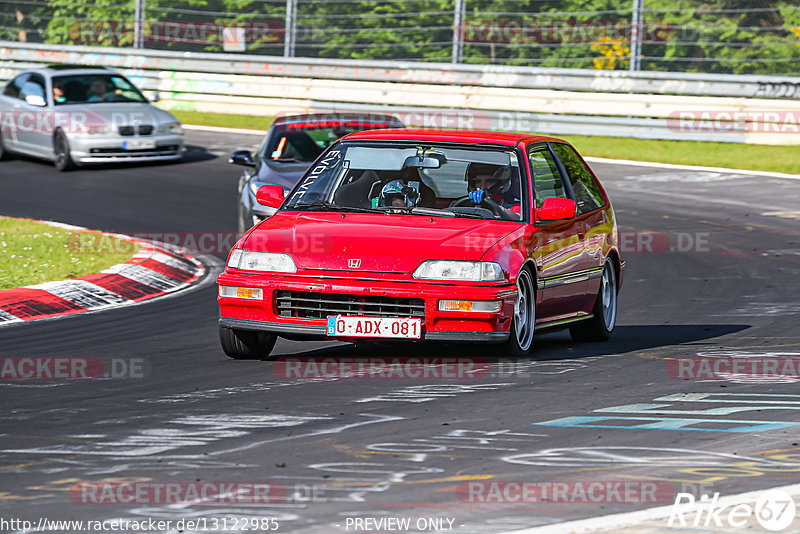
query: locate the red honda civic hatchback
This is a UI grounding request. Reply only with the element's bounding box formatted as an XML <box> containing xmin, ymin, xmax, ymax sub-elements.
<box><xmin>217</xmin><ymin>129</ymin><xmax>624</xmax><ymax>358</ymax></box>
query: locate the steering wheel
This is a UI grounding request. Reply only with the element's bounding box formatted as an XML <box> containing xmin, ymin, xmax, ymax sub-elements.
<box><xmin>449</xmin><ymin>195</ymin><xmax>504</xmax><ymax>218</ymax></box>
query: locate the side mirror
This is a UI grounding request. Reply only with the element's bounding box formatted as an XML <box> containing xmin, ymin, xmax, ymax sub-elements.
<box><xmin>150</xmin><ymin>91</ymin><xmax>160</xmax><ymax>103</ymax></box>
<box><xmin>256</xmin><ymin>184</ymin><xmax>285</xmax><ymax>209</ymax></box>
<box><xmin>25</xmin><ymin>94</ymin><xmax>46</xmax><ymax>107</ymax></box>
<box><xmin>230</xmin><ymin>150</ymin><xmax>256</xmax><ymax>167</ymax></box>
<box><xmin>536</xmin><ymin>198</ymin><xmax>576</xmax><ymax>222</ymax></box>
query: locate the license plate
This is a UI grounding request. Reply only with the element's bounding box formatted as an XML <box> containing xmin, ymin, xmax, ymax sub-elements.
<box><xmin>122</xmin><ymin>139</ymin><xmax>156</xmax><ymax>150</ymax></box>
<box><xmin>326</xmin><ymin>316</ymin><xmax>421</xmax><ymax>339</ymax></box>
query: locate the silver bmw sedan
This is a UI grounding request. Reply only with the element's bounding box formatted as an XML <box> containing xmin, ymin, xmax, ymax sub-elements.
<box><xmin>0</xmin><ymin>64</ymin><xmax>184</xmax><ymax>171</ymax></box>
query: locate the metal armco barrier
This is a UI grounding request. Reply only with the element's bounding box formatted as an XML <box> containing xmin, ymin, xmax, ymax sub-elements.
<box><xmin>2</xmin><ymin>41</ymin><xmax>800</xmax><ymax>145</ymax></box>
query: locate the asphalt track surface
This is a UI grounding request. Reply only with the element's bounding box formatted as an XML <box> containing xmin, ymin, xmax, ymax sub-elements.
<box><xmin>1</xmin><ymin>130</ymin><xmax>800</xmax><ymax>533</ymax></box>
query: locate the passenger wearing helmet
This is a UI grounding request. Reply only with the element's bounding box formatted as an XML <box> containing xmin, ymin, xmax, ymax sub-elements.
<box><xmin>466</xmin><ymin>162</ymin><xmax>519</xmax><ymax>219</ymax></box>
<box><xmin>377</xmin><ymin>179</ymin><xmax>420</xmax><ymax>208</ymax></box>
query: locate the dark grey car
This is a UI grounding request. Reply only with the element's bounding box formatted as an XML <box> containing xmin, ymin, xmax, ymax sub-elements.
<box><xmin>230</xmin><ymin>113</ymin><xmax>403</xmax><ymax>233</ymax></box>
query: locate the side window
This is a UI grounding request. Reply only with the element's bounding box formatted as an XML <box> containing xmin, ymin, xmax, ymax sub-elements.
<box><xmin>529</xmin><ymin>148</ymin><xmax>567</xmax><ymax>208</ymax></box>
<box><xmin>3</xmin><ymin>74</ymin><xmax>29</xmax><ymax>99</ymax></box>
<box><xmin>19</xmin><ymin>75</ymin><xmax>46</xmax><ymax>102</ymax></box>
<box><xmin>551</xmin><ymin>143</ymin><xmax>605</xmax><ymax>214</ymax></box>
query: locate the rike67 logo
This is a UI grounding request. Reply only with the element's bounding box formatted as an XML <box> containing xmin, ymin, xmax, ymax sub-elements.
<box><xmin>669</xmin><ymin>489</ymin><xmax>796</xmax><ymax>531</ymax></box>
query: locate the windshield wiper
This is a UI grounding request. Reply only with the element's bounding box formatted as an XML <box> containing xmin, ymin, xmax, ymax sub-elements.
<box><xmin>288</xmin><ymin>201</ymin><xmax>381</xmax><ymax>214</ymax></box>
<box><xmin>374</xmin><ymin>206</ymin><xmax>487</xmax><ymax>219</ymax></box>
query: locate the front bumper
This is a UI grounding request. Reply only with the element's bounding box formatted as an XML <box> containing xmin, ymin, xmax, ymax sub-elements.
<box><xmin>68</xmin><ymin>133</ymin><xmax>185</xmax><ymax>163</ymax></box>
<box><xmin>217</xmin><ymin>272</ymin><xmax>517</xmax><ymax>343</ymax></box>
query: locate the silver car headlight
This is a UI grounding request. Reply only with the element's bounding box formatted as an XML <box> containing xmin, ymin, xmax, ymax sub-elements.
<box><xmin>157</xmin><ymin>122</ymin><xmax>183</xmax><ymax>135</ymax></box>
<box><xmin>76</xmin><ymin>124</ymin><xmax>111</xmax><ymax>135</ymax></box>
<box><xmin>412</xmin><ymin>260</ymin><xmax>504</xmax><ymax>281</ymax></box>
<box><xmin>227</xmin><ymin>249</ymin><xmax>297</xmax><ymax>273</ymax></box>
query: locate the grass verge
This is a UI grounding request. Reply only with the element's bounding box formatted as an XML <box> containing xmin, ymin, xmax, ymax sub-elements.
<box><xmin>169</xmin><ymin>110</ymin><xmax>274</xmax><ymax>131</ymax></box>
<box><xmin>167</xmin><ymin>109</ymin><xmax>800</xmax><ymax>174</ymax></box>
<box><xmin>0</xmin><ymin>217</ymin><xmax>139</xmax><ymax>290</ymax></box>
<box><xmin>557</xmin><ymin>134</ymin><xmax>800</xmax><ymax>175</ymax></box>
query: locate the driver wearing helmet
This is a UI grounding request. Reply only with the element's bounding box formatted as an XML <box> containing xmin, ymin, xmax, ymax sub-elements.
<box><xmin>377</xmin><ymin>179</ymin><xmax>420</xmax><ymax>208</ymax></box>
<box><xmin>466</xmin><ymin>163</ymin><xmax>520</xmax><ymax>219</ymax></box>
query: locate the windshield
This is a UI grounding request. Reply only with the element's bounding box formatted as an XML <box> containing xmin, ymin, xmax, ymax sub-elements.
<box><xmin>263</xmin><ymin>119</ymin><xmax>400</xmax><ymax>163</ymax></box>
<box><xmin>52</xmin><ymin>74</ymin><xmax>148</xmax><ymax>105</ymax></box>
<box><xmin>282</xmin><ymin>142</ymin><xmax>525</xmax><ymax>221</ymax></box>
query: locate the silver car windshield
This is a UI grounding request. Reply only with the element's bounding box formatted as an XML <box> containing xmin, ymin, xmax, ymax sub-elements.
<box><xmin>283</xmin><ymin>143</ymin><xmax>525</xmax><ymax>221</ymax></box>
<box><xmin>52</xmin><ymin>74</ymin><xmax>148</xmax><ymax>105</ymax></box>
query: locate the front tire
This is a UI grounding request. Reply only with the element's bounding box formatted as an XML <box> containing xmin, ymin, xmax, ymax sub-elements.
<box><xmin>53</xmin><ymin>130</ymin><xmax>76</xmax><ymax>172</ymax></box>
<box><xmin>570</xmin><ymin>260</ymin><xmax>617</xmax><ymax>342</ymax></box>
<box><xmin>0</xmin><ymin>131</ymin><xmax>12</xmax><ymax>161</ymax></box>
<box><xmin>219</xmin><ymin>326</ymin><xmax>277</xmax><ymax>360</ymax></box>
<box><xmin>503</xmin><ymin>267</ymin><xmax>536</xmax><ymax>357</ymax></box>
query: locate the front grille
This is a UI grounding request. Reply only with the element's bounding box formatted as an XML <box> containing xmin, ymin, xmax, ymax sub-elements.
<box><xmin>89</xmin><ymin>145</ymin><xmax>178</xmax><ymax>155</ymax></box>
<box><xmin>118</xmin><ymin>125</ymin><xmax>134</xmax><ymax>136</ymax></box>
<box><xmin>276</xmin><ymin>291</ymin><xmax>425</xmax><ymax>320</ymax></box>
<box><xmin>138</xmin><ymin>125</ymin><xmax>153</xmax><ymax>135</ymax></box>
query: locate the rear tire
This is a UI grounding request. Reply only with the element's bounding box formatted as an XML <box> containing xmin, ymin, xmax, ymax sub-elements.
<box><xmin>53</xmin><ymin>130</ymin><xmax>75</xmax><ymax>172</ymax></box>
<box><xmin>570</xmin><ymin>260</ymin><xmax>617</xmax><ymax>342</ymax></box>
<box><xmin>219</xmin><ymin>326</ymin><xmax>277</xmax><ymax>360</ymax></box>
<box><xmin>503</xmin><ymin>267</ymin><xmax>536</xmax><ymax>357</ymax></box>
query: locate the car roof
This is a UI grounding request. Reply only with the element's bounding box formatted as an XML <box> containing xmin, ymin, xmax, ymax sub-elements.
<box><xmin>342</xmin><ymin>128</ymin><xmax>566</xmax><ymax>146</ymax></box>
<box><xmin>273</xmin><ymin>112</ymin><xmax>403</xmax><ymax>126</ymax></box>
<box><xmin>23</xmin><ymin>65</ymin><xmax>119</xmax><ymax>78</ymax></box>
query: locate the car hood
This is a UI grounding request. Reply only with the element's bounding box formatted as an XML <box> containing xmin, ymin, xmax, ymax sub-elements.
<box><xmin>242</xmin><ymin>212</ymin><xmax>518</xmax><ymax>273</ymax></box>
<box><xmin>254</xmin><ymin>160</ymin><xmax>309</xmax><ymax>190</ymax></box>
<box><xmin>54</xmin><ymin>102</ymin><xmax>178</xmax><ymax>126</ymax></box>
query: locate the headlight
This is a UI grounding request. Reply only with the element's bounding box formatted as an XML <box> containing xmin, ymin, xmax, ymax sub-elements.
<box><xmin>157</xmin><ymin>122</ymin><xmax>183</xmax><ymax>135</ymax></box>
<box><xmin>76</xmin><ymin>124</ymin><xmax>111</xmax><ymax>135</ymax></box>
<box><xmin>412</xmin><ymin>260</ymin><xmax>504</xmax><ymax>281</ymax></box>
<box><xmin>227</xmin><ymin>249</ymin><xmax>297</xmax><ymax>273</ymax></box>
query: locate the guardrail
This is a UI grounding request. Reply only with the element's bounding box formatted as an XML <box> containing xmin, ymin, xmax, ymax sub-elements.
<box><xmin>2</xmin><ymin>41</ymin><xmax>800</xmax><ymax>145</ymax></box>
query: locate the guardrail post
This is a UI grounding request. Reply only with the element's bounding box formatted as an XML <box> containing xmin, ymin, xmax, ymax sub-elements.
<box><xmin>284</xmin><ymin>0</ymin><xmax>296</xmax><ymax>58</ymax></box>
<box><xmin>133</xmin><ymin>0</ymin><xmax>145</xmax><ymax>49</ymax></box>
<box><xmin>452</xmin><ymin>0</ymin><xmax>465</xmax><ymax>63</ymax></box>
<box><xmin>629</xmin><ymin>0</ymin><xmax>643</xmax><ymax>71</ymax></box>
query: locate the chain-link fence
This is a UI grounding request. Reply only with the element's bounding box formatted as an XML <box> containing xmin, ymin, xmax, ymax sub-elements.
<box><xmin>2</xmin><ymin>0</ymin><xmax>800</xmax><ymax>74</ymax></box>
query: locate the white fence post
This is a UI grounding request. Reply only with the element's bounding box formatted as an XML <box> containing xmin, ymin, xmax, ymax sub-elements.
<box><xmin>452</xmin><ymin>0</ymin><xmax>465</xmax><ymax>64</ymax></box>
<box><xmin>630</xmin><ymin>0</ymin><xmax>643</xmax><ymax>71</ymax></box>
<box><xmin>284</xmin><ymin>0</ymin><xmax>296</xmax><ymax>58</ymax></box>
<box><xmin>133</xmin><ymin>0</ymin><xmax>145</xmax><ymax>49</ymax></box>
